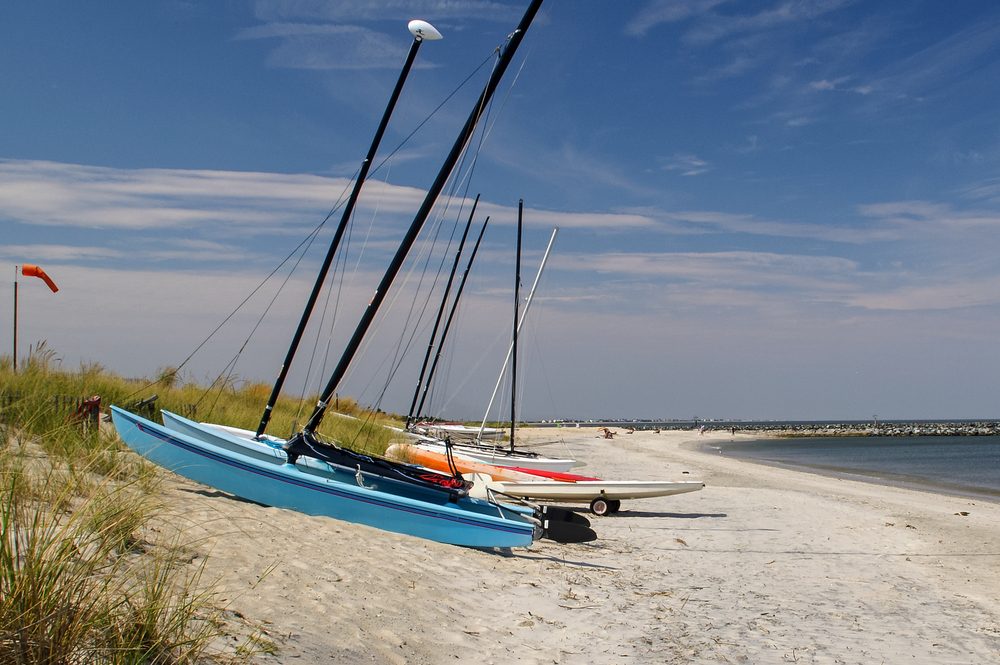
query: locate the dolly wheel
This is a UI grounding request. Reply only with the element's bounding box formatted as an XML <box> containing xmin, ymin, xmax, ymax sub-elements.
<box><xmin>607</xmin><ymin>499</ymin><xmax>622</xmax><ymax>514</ymax></box>
<box><xmin>590</xmin><ymin>497</ymin><xmax>610</xmax><ymax>516</ymax></box>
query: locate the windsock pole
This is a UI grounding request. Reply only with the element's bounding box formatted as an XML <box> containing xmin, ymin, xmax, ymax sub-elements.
<box><xmin>13</xmin><ymin>266</ymin><xmax>18</xmax><ymax>373</ymax></box>
<box><xmin>14</xmin><ymin>264</ymin><xmax>59</xmax><ymax>372</ymax></box>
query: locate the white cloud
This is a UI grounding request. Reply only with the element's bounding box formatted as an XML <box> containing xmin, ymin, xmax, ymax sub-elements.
<box><xmin>0</xmin><ymin>160</ymin><xmax>657</xmax><ymax>267</ymax></box>
<box><xmin>859</xmin><ymin>200</ymin><xmax>1000</xmax><ymax>230</ymax></box>
<box><xmin>0</xmin><ymin>244</ymin><xmax>123</xmax><ymax>262</ymax></box>
<box><xmin>846</xmin><ymin>276</ymin><xmax>1000</xmax><ymax>311</ymax></box>
<box><xmin>625</xmin><ymin>0</ymin><xmax>732</xmax><ymax>37</ymax></box>
<box><xmin>252</xmin><ymin>0</ymin><xmax>519</xmax><ymax>23</ymax></box>
<box><xmin>681</xmin><ymin>0</ymin><xmax>857</xmax><ymax>46</ymax></box>
<box><xmin>660</xmin><ymin>153</ymin><xmax>711</xmax><ymax>176</ymax></box>
<box><xmin>809</xmin><ymin>79</ymin><xmax>837</xmax><ymax>91</ymax></box>
<box><xmin>658</xmin><ymin>209</ymin><xmax>900</xmax><ymax>244</ymax></box>
<box><xmin>558</xmin><ymin>250</ymin><xmax>857</xmax><ymax>293</ymax></box>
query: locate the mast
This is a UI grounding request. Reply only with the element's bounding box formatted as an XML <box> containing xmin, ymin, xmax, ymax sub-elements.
<box><xmin>510</xmin><ymin>200</ymin><xmax>523</xmax><ymax>451</ymax></box>
<box><xmin>413</xmin><ymin>215</ymin><xmax>490</xmax><ymax>423</ymax></box>
<box><xmin>255</xmin><ymin>19</ymin><xmax>443</xmax><ymax>439</ymax></box>
<box><xmin>477</xmin><ymin>227</ymin><xmax>558</xmax><ymax>442</ymax></box>
<box><xmin>405</xmin><ymin>195</ymin><xmax>480</xmax><ymax>429</ymax></box>
<box><xmin>300</xmin><ymin>0</ymin><xmax>545</xmax><ymax>436</ymax></box>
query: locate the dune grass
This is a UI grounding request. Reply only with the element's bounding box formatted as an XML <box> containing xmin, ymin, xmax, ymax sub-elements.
<box><xmin>0</xmin><ymin>346</ymin><xmax>406</xmax><ymax>663</ymax></box>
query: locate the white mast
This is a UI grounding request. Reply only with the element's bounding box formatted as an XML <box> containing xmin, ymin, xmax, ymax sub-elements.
<box><xmin>477</xmin><ymin>227</ymin><xmax>559</xmax><ymax>442</ymax></box>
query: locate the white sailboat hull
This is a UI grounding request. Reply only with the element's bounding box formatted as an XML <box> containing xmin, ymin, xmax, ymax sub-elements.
<box><xmin>494</xmin><ymin>480</ymin><xmax>705</xmax><ymax>502</ymax></box>
<box><xmin>410</xmin><ymin>439</ymin><xmax>577</xmax><ymax>473</ymax></box>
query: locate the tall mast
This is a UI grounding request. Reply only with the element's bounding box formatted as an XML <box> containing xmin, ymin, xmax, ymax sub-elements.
<box><xmin>405</xmin><ymin>194</ymin><xmax>480</xmax><ymax>428</ymax></box>
<box><xmin>478</xmin><ymin>227</ymin><xmax>558</xmax><ymax>442</ymax></box>
<box><xmin>413</xmin><ymin>216</ymin><xmax>490</xmax><ymax>422</ymax></box>
<box><xmin>510</xmin><ymin>200</ymin><xmax>523</xmax><ymax>451</ymax></box>
<box><xmin>255</xmin><ymin>20</ymin><xmax>442</xmax><ymax>439</ymax></box>
<box><xmin>300</xmin><ymin>0</ymin><xmax>545</xmax><ymax>436</ymax></box>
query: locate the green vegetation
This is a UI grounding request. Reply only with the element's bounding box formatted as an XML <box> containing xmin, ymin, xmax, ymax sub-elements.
<box><xmin>0</xmin><ymin>345</ymin><xmax>404</xmax><ymax>663</ymax></box>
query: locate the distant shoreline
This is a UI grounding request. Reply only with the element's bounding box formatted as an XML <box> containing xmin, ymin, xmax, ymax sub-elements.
<box><xmin>527</xmin><ymin>419</ymin><xmax>1000</xmax><ymax>437</ymax></box>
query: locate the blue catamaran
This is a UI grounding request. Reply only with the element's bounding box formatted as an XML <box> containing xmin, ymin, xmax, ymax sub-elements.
<box><xmin>112</xmin><ymin>0</ymin><xmax>593</xmax><ymax>547</ymax></box>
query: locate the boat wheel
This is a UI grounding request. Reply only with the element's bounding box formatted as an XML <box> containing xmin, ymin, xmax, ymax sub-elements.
<box><xmin>590</xmin><ymin>497</ymin><xmax>611</xmax><ymax>516</ymax></box>
<box><xmin>607</xmin><ymin>499</ymin><xmax>622</xmax><ymax>514</ymax></box>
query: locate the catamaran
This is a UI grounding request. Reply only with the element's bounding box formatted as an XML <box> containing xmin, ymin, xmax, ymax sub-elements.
<box><xmin>113</xmin><ymin>0</ymin><xmax>595</xmax><ymax>546</ymax></box>
<box><xmin>401</xmin><ymin>218</ymin><xmax>579</xmax><ymax>472</ymax></box>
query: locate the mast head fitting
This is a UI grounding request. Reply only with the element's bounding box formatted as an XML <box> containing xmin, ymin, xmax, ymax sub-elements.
<box><xmin>408</xmin><ymin>19</ymin><xmax>443</xmax><ymax>42</ymax></box>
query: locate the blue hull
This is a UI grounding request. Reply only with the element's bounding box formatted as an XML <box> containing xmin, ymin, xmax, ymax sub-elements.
<box><xmin>111</xmin><ymin>406</ymin><xmax>536</xmax><ymax>548</ymax></box>
<box><xmin>159</xmin><ymin>409</ymin><xmax>461</xmax><ymax>505</ymax></box>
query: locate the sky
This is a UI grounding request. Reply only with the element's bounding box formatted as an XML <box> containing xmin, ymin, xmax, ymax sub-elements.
<box><xmin>3</xmin><ymin>0</ymin><xmax>1000</xmax><ymax>422</ymax></box>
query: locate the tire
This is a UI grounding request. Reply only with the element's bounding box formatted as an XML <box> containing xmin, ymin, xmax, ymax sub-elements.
<box><xmin>590</xmin><ymin>497</ymin><xmax>610</xmax><ymax>516</ymax></box>
<box><xmin>607</xmin><ymin>499</ymin><xmax>622</xmax><ymax>514</ymax></box>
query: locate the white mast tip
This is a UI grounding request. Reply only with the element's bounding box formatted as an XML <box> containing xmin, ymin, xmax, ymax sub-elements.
<box><xmin>408</xmin><ymin>19</ymin><xmax>443</xmax><ymax>41</ymax></box>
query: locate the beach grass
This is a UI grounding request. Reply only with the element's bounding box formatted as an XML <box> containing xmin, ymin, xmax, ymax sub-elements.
<box><xmin>0</xmin><ymin>345</ymin><xmax>404</xmax><ymax>662</ymax></box>
<box><xmin>0</xmin><ymin>436</ymin><xmax>234</xmax><ymax>663</ymax></box>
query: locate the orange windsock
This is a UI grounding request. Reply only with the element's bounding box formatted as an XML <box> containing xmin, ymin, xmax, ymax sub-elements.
<box><xmin>21</xmin><ymin>264</ymin><xmax>59</xmax><ymax>293</ymax></box>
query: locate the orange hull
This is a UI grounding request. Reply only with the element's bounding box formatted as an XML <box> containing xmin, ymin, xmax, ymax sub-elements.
<box><xmin>386</xmin><ymin>443</ymin><xmax>539</xmax><ymax>482</ymax></box>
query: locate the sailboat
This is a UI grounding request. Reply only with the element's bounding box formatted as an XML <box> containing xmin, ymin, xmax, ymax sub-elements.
<box><xmin>401</xmin><ymin>205</ymin><xmax>577</xmax><ymax>472</ymax></box>
<box><xmin>387</xmin><ymin>202</ymin><xmax>707</xmax><ymax>516</ymax></box>
<box><xmin>113</xmin><ymin>0</ymin><xmax>596</xmax><ymax>546</ymax></box>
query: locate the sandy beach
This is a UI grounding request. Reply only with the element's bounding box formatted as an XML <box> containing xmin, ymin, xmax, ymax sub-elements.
<box><xmin>152</xmin><ymin>427</ymin><xmax>1000</xmax><ymax>664</ymax></box>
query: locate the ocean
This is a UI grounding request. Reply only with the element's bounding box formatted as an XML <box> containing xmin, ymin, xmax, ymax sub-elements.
<box><xmin>714</xmin><ymin>435</ymin><xmax>1000</xmax><ymax>501</ymax></box>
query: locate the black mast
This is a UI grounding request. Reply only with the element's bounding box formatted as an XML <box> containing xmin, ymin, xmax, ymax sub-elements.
<box><xmin>510</xmin><ymin>199</ymin><xmax>523</xmax><ymax>452</ymax></box>
<box><xmin>413</xmin><ymin>215</ymin><xmax>490</xmax><ymax>422</ymax></box>
<box><xmin>255</xmin><ymin>21</ymin><xmax>441</xmax><ymax>439</ymax></box>
<box><xmin>299</xmin><ymin>0</ymin><xmax>544</xmax><ymax>436</ymax></box>
<box><xmin>405</xmin><ymin>194</ymin><xmax>480</xmax><ymax>429</ymax></box>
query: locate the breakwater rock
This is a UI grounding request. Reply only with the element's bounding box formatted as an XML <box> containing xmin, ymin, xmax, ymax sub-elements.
<box><xmin>535</xmin><ymin>420</ymin><xmax>1000</xmax><ymax>437</ymax></box>
<box><xmin>701</xmin><ymin>422</ymin><xmax>1000</xmax><ymax>437</ymax></box>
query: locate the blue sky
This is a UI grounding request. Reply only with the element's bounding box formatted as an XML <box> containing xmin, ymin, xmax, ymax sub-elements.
<box><xmin>3</xmin><ymin>1</ymin><xmax>1000</xmax><ymax>421</ymax></box>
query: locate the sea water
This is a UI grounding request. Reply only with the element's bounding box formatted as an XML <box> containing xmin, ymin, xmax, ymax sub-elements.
<box><xmin>715</xmin><ymin>435</ymin><xmax>1000</xmax><ymax>501</ymax></box>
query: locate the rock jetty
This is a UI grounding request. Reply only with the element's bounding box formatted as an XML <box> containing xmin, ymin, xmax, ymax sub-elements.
<box><xmin>694</xmin><ymin>422</ymin><xmax>999</xmax><ymax>437</ymax></box>
<box><xmin>535</xmin><ymin>420</ymin><xmax>1000</xmax><ymax>437</ymax></box>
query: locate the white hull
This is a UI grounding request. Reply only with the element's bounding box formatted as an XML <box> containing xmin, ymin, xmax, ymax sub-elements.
<box><xmin>493</xmin><ymin>480</ymin><xmax>705</xmax><ymax>502</ymax></box>
<box><xmin>411</xmin><ymin>439</ymin><xmax>577</xmax><ymax>473</ymax></box>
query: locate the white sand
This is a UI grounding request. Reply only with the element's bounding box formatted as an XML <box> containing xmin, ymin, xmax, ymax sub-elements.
<box><xmin>154</xmin><ymin>427</ymin><xmax>1000</xmax><ymax>664</ymax></box>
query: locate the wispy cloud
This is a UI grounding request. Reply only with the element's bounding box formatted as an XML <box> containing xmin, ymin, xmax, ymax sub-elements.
<box><xmin>845</xmin><ymin>276</ymin><xmax>1000</xmax><ymax>311</ymax></box>
<box><xmin>560</xmin><ymin>250</ymin><xmax>857</xmax><ymax>292</ymax></box>
<box><xmin>961</xmin><ymin>177</ymin><xmax>1000</xmax><ymax>204</ymax></box>
<box><xmin>240</xmin><ymin>24</ymin><xmax>411</xmax><ymax>70</ymax></box>
<box><xmin>0</xmin><ymin>244</ymin><xmax>123</xmax><ymax>262</ymax></box>
<box><xmin>0</xmin><ymin>159</ymin><xmax>656</xmax><ymax>252</ymax></box>
<box><xmin>859</xmin><ymin>18</ymin><xmax>1000</xmax><ymax>106</ymax></box>
<box><xmin>628</xmin><ymin>0</ymin><xmax>857</xmax><ymax>45</ymax></box>
<box><xmin>660</xmin><ymin>153</ymin><xmax>710</xmax><ymax>176</ymax></box>
<box><xmin>625</xmin><ymin>0</ymin><xmax>732</xmax><ymax>37</ymax></box>
<box><xmin>858</xmin><ymin>200</ymin><xmax>1000</xmax><ymax>231</ymax></box>
<box><xmin>681</xmin><ymin>0</ymin><xmax>857</xmax><ymax>46</ymax></box>
<box><xmin>657</xmin><ymin>209</ymin><xmax>900</xmax><ymax>244</ymax></box>
<box><xmin>245</xmin><ymin>0</ymin><xmax>520</xmax><ymax>69</ymax></box>
<box><xmin>252</xmin><ymin>0</ymin><xmax>520</xmax><ymax>23</ymax></box>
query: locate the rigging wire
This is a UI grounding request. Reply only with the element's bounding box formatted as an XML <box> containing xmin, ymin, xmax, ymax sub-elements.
<box><xmin>295</xmin><ymin>50</ymin><xmax>504</xmax><ymax>425</ymax></box>
<box><xmin>118</xmin><ymin>174</ymin><xmax>353</xmax><ymax>404</ymax></box>
<box><xmin>366</xmin><ymin>46</ymin><xmax>512</xmax><ymax>417</ymax></box>
<box><xmin>402</xmin><ymin>51</ymin><xmax>535</xmax><ymax>421</ymax></box>
<box><xmin>295</xmin><ymin>153</ymin><xmax>398</xmax><ymax>426</ymax></box>
<box><xmin>127</xmin><ymin>48</ymin><xmax>497</xmax><ymax>408</ymax></box>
